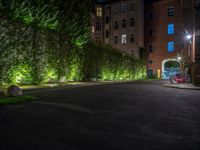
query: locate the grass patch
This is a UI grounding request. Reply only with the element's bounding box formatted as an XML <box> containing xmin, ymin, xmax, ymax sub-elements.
<box><xmin>0</xmin><ymin>95</ymin><xmax>38</xmax><ymax>106</ymax></box>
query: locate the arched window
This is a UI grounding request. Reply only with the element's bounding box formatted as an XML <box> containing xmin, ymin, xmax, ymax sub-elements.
<box><xmin>168</xmin><ymin>7</ymin><xmax>174</xmax><ymax>17</ymax></box>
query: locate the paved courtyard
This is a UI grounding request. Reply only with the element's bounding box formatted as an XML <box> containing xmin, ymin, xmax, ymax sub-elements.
<box><xmin>0</xmin><ymin>80</ymin><xmax>200</xmax><ymax>150</ymax></box>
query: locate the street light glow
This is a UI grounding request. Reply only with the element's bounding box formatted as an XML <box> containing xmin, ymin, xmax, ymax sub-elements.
<box><xmin>178</xmin><ymin>57</ymin><xmax>182</xmax><ymax>61</ymax></box>
<box><xmin>186</xmin><ymin>34</ymin><xmax>192</xmax><ymax>40</ymax></box>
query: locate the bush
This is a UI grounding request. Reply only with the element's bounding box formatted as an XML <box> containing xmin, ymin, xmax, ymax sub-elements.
<box><xmin>0</xmin><ymin>17</ymin><xmax>146</xmax><ymax>85</ymax></box>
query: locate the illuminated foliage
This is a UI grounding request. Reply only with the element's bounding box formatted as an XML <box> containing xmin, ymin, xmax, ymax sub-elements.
<box><xmin>0</xmin><ymin>0</ymin><xmax>146</xmax><ymax>86</ymax></box>
<box><xmin>43</xmin><ymin>65</ymin><xmax>59</xmax><ymax>83</ymax></box>
<box><xmin>7</xmin><ymin>63</ymin><xmax>32</xmax><ymax>85</ymax></box>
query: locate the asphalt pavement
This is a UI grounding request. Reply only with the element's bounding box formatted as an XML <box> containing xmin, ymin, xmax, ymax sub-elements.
<box><xmin>0</xmin><ymin>80</ymin><xmax>200</xmax><ymax>150</ymax></box>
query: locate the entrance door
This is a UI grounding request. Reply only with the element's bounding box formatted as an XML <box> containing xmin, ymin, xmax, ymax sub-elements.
<box><xmin>162</xmin><ymin>60</ymin><xmax>180</xmax><ymax>79</ymax></box>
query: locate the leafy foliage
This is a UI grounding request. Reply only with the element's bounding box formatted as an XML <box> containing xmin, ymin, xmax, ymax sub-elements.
<box><xmin>0</xmin><ymin>0</ymin><xmax>146</xmax><ymax>85</ymax></box>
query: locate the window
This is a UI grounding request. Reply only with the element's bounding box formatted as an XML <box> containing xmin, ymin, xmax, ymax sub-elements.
<box><xmin>168</xmin><ymin>42</ymin><xmax>175</xmax><ymax>52</ymax></box>
<box><xmin>121</xmin><ymin>34</ymin><xmax>127</xmax><ymax>44</ymax></box>
<box><xmin>130</xmin><ymin>18</ymin><xmax>135</xmax><ymax>27</ymax></box>
<box><xmin>114</xmin><ymin>36</ymin><xmax>118</xmax><ymax>44</ymax></box>
<box><xmin>168</xmin><ymin>23</ymin><xmax>174</xmax><ymax>35</ymax></box>
<box><xmin>122</xmin><ymin>4</ymin><xmax>128</xmax><ymax>13</ymax></box>
<box><xmin>122</xmin><ymin>19</ymin><xmax>126</xmax><ymax>28</ymax></box>
<box><xmin>168</xmin><ymin>7</ymin><xmax>174</xmax><ymax>17</ymax></box>
<box><xmin>130</xmin><ymin>34</ymin><xmax>135</xmax><ymax>43</ymax></box>
<box><xmin>114</xmin><ymin>21</ymin><xmax>119</xmax><ymax>29</ymax></box>
<box><xmin>149</xmin><ymin>45</ymin><xmax>153</xmax><ymax>53</ymax></box>
<box><xmin>149</xmin><ymin>12</ymin><xmax>153</xmax><ymax>20</ymax></box>
<box><xmin>130</xmin><ymin>3</ymin><xmax>135</xmax><ymax>11</ymax></box>
<box><xmin>96</xmin><ymin>7</ymin><xmax>102</xmax><ymax>17</ymax></box>
<box><xmin>114</xmin><ymin>6</ymin><xmax>120</xmax><ymax>15</ymax></box>
<box><xmin>96</xmin><ymin>22</ymin><xmax>102</xmax><ymax>31</ymax></box>
<box><xmin>149</xmin><ymin>28</ymin><xmax>153</xmax><ymax>36</ymax></box>
<box><xmin>105</xmin><ymin>16</ymin><xmax>109</xmax><ymax>24</ymax></box>
<box><xmin>96</xmin><ymin>37</ymin><xmax>102</xmax><ymax>42</ymax></box>
<box><xmin>105</xmin><ymin>30</ymin><xmax>109</xmax><ymax>38</ymax></box>
<box><xmin>148</xmin><ymin>60</ymin><xmax>153</xmax><ymax>64</ymax></box>
<box><xmin>130</xmin><ymin>49</ymin><xmax>134</xmax><ymax>54</ymax></box>
<box><xmin>91</xmin><ymin>26</ymin><xmax>95</xmax><ymax>33</ymax></box>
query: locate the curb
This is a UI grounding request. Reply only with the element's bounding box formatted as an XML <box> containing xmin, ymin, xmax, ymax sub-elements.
<box><xmin>163</xmin><ymin>83</ymin><xmax>200</xmax><ymax>90</ymax></box>
<box><xmin>0</xmin><ymin>80</ymin><xmax>160</xmax><ymax>95</ymax></box>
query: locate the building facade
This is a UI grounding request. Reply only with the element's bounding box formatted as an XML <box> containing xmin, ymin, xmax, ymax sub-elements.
<box><xmin>92</xmin><ymin>0</ymin><xmax>199</xmax><ymax>82</ymax></box>
<box><xmin>192</xmin><ymin>0</ymin><xmax>200</xmax><ymax>85</ymax></box>
<box><xmin>91</xmin><ymin>3</ymin><xmax>104</xmax><ymax>42</ymax></box>
<box><xmin>91</xmin><ymin>0</ymin><xmax>144</xmax><ymax>57</ymax></box>
<box><xmin>145</xmin><ymin>0</ymin><xmax>190</xmax><ymax>79</ymax></box>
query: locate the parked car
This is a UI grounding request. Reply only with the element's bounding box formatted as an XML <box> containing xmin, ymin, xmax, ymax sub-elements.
<box><xmin>169</xmin><ymin>72</ymin><xmax>191</xmax><ymax>84</ymax></box>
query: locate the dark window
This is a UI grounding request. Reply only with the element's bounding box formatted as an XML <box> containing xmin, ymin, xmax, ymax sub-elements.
<box><xmin>122</xmin><ymin>4</ymin><xmax>128</xmax><ymax>13</ymax></box>
<box><xmin>148</xmin><ymin>60</ymin><xmax>153</xmax><ymax>64</ymax></box>
<box><xmin>114</xmin><ymin>36</ymin><xmax>118</xmax><ymax>44</ymax></box>
<box><xmin>130</xmin><ymin>3</ymin><xmax>135</xmax><ymax>11</ymax></box>
<box><xmin>149</xmin><ymin>45</ymin><xmax>153</xmax><ymax>53</ymax></box>
<box><xmin>130</xmin><ymin>34</ymin><xmax>135</xmax><ymax>43</ymax></box>
<box><xmin>105</xmin><ymin>16</ymin><xmax>109</xmax><ymax>24</ymax></box>
<box><xmin>149</xmin><ymin>28</ymin><xmax>153</xmax><ymax>36</ymax></box>
<box><xmin>149</xmin><ymin>12</ymin><xmax>153</xmax><ymax>20</ymax></box>
<box><xmin>114</xmin><ymin>21</ymin><xmax>119</xmax><ymax>29</ymax></box>
<box><xmin>168</xmin><ymin>7</ymin><xmax>174</xmax><ymax>17</ymax></box>
<box><xmin>130</xmin><ymin>18</ymin><xmax>135</xmax><ymax>27</ymax></box>
<box><xmin>105</xmin><ymin>30</ymin><xmax>109</xmax><ymax>38</ymax></box>
<box><xmin>96</xmin><ymin>37</ymin><xmax>102</xmax><ymax>42</ymax></box>
<box><xmin>122</xmin><ymin>19</ymin><xmax>126</xmax><ymax>28</ymax></box>
<box><xmin>147</xmin><ymin>69</ymin><xmax>153</xmax><ymax>78</ymax></box>
<box><xmin>96</xmin><ymin>22</ymin><xmax>102</xmax><ymax>31</ymax></box>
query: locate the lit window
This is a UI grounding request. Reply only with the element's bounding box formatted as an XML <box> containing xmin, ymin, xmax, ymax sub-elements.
<box><xmin>92</xmin><ymin>26</ymin><xmax>95</xmax><ymax>33</ymax></box>
<box><xmin>168</xmin><ymin>42</ymin><xmax>175</xmax><ymax>52</ymax></box>
<box><xmin>121</xmin><ymin>34</ymin><xmax>127</xmax><ymax>44</ymax></box>
<box><xmin>168</xmin><ymin>24</ymin><xmax>174</xmax><ymax>35</ymax></box>
<box><xmin>96</xmin><ymin>7</ymin><xmax>102</xmax><ymax>17</ymax></box>
<box><xmin>168</xmin><ymin>7</ymin><xmax>174</xmax><ymax>17</ymax></box>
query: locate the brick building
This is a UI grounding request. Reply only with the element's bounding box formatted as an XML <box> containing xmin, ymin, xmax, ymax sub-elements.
<box><xmin>92</xmin><ymin>0</ymin><xmax>199</xmax><ymax>81</ymax></box>
<box><xmin>192</xmin><ymin>0</ymin><xmax>200</xmax><ymax>85</ymax></box>
<box><xmin>145</xmin><ymin>0</ymin><xmax>190</xmax><ymax>79</ymax></box>
<box><xmin>91</xmin><ymin>0</ymin><xmax>144</xmax><ymax>57</ymax></box>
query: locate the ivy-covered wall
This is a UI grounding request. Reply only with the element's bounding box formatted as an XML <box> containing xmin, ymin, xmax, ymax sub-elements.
<box><xmin>0</xmin><ymin>0</ymin><xmax>146</xmax><ymax>85</ymax></box>
<box><xmin>0</xmin><ymin>16</ymin><xmax>146</xmax><ymax>85</ymax></box>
